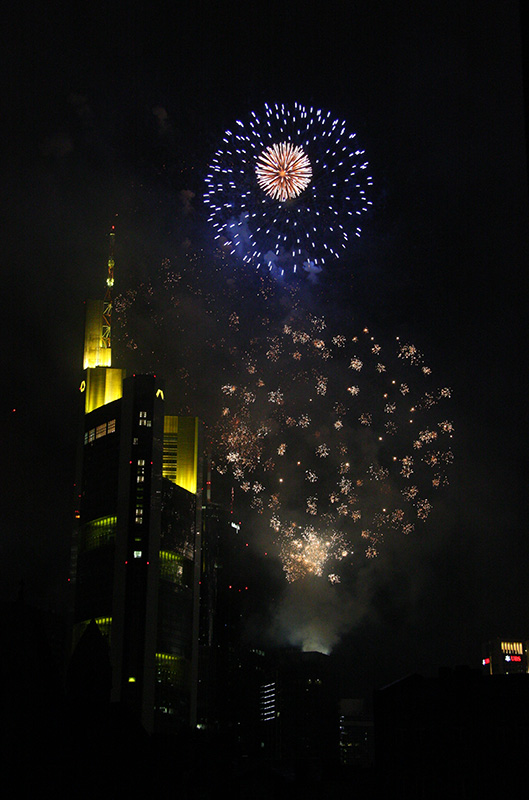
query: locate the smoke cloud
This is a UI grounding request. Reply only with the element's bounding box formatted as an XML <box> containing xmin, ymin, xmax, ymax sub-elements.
<box><xmin>268</xmin><ymin>577</ymin><xmax>363</xmax><ymax>655</ymax></box>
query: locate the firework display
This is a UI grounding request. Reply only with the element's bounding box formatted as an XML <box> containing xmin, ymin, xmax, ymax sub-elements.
<box><xmin>256</xmin><ymin>142</ymin><xmax>313</xmax><ymax>201</ymax></box>
<box><xmin>204</xmin><ymin>102</ymin><xmax>373</xmax><ymax>275</ymax></box>
<box><xmin>113</xmin><ymin>107</ymin><xmax>453</xmax><ymax>594</ymax></box>
<box><xmin>215</xmin><ymin>314</ymin><xmax>454</xmax><ymax>583</ymax></box>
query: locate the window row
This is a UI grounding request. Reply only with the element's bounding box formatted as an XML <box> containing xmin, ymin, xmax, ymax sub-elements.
<box><xmin>84</xmin><ymin>419</ymin><xmax>116</xmax><ymax>444</ymax></box>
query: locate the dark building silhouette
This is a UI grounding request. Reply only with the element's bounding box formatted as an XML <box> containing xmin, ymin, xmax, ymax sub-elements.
<box><xmin>0</xmin><ymin>591</ymin><xmax>67</xmax><ymax>793</ymax></box>
<box><xmin>259</xmin><ymin>649</ymin><xmax>340</xmax><ymax>775</ymax></box>
<box><xmin>196</xmin><ymin>494</ymin><xmax>270</xmax><ymax>754</ymax></box>
<box><xmin>338</xmin><ymin>697</ymin><xmax>374</xmax><ymax>768</ymax></box>
<box><xmin>197</xmin><ymin>501</ymin><xmax>244</xmax><ymax>731</ymax></box>
<box><xmin>71</xmin><ymin>370</ymin><xmax>203</xmax><ymax>734</ymax></box>
<box><xmin>63</xmin><ymin>618</ymin><xmax>154</xmax><ymax>797</ymax></box>
<box><xmin>374</xmin><ymin>667</ymin><xmax>529</xmax><ymax>797</ymax></box>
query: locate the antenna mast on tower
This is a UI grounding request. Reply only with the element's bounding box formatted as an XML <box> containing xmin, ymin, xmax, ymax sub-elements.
<box><xmin>102</xmin><ymin>224</ymin><xmax>115</xmax><ymax>351</ymax></box>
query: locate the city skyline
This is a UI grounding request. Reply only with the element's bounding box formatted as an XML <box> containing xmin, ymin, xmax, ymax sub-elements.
<box><xmin>3</xmin><ymin>0</ymin><xmax>528</xmax><ymax>697</ymax></box>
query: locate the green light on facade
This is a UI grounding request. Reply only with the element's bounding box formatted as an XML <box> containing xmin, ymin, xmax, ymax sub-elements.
<box><xmin>159</xmin><ymin>551</ymin><xmax>184</xmax><ymax>583</ymax></box>
<box><xmin>81</xmin><ymin>516</ymin><xmax>117</xmax><ymax>551</ymax></box>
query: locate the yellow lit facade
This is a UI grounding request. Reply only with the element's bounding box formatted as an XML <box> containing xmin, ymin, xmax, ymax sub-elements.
<box><xmin>81</xmin><ymin>296</ymin><xmax>124</xmax><ymax>413</ymax></box>
<box><xmin>501</xmin><ymin>641</ymin><xmax>523</xmax><ymax>655</ymax></box>
<box><xmin>83</xmin><ymin>299</ymin><xmax>112</xmax><ymax>369</ymax></box>
<box><xmin>163</xmin><ymin>416</ymin><xmax>201</xmax><ymax>494</ymax></box>
<box><xmin>82</xmin><ymin>366</ymin><xmax>124</xmax><ymax>413</ymax></box>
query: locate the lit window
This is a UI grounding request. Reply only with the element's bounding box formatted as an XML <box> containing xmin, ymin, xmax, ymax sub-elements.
<box><xmin>96</xmin><ymin>423</ymin><xmax>106</xmax><ymax>439</ymax></box>
<box><xmin>108</xmin><ymin>419</ymin><xmax>116</xmax><ymax>434</ymax></box>
<box><xmin>88</xmin><ymin>428</ymin><xmax>95</xmax><ymax>443</ymax></box>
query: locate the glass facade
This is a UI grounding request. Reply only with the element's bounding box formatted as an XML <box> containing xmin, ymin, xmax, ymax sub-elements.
<box><xmin>73</xmin><ymin>364</ymin><xmax>202</xmax><ymax>735</ymax></box>
<box><xmin>79</xmin><ymin>516</ymin><xmax>117</xmax><ymax>552</ymax></box>
<box><xmin>154</xmin><ymin>479</ymin><xmax>197</xmax><ymax>730</ymax></box>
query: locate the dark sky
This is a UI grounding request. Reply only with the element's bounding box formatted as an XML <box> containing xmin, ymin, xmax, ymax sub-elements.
<box><xmin>3</xmin><ymin>1</ymin><xmax>528</xmax><ymax>694</ymax></box>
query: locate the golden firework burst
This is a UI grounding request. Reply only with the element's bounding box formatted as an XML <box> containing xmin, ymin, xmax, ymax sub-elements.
<box><xmin>256</xmin><ymin>142</ymin><xmax>312</xmax><ymax>201</ymax></box>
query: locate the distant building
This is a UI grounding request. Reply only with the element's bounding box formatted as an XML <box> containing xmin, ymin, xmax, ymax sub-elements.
<box><xmin>375</xmin><ymin>667</ymin><xmax>529</xmax><ymax>797</ymax></box>
<box><xmin>339</xmin><ymin>697</ymin><xmax>374</xmax><ymax>767</ymax></box>
<box><xmin>197</xmin><ymin>501</ymin><xmax>248</xmax><ymax>732</ymax></box>
<box><xmin>70</xmin><ymin>231</ymin><xmax>203</xmax><ymax>735</ymax></box>
<box><xmin>482</xmin><ymin>637</ymin><xmax>529</xmax><ymax>675</ymax></box>
<box><xmin>259</xmin><ymin>650</ymin><xmax>340</xmax><ymax>770</ymax></box>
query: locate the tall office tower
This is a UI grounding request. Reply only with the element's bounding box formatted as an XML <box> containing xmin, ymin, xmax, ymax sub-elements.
<box><xmin>71</xmin><ymin>230</ymin><xmax>203</xmax><ymax>734</ymax></box>
<box><xmin>259</xmin><ymin>650</ymin><xmax>340</xmax><ymax>768</ymax></box>
<box><xmin>197</xmin><ymin>496</ymin><xmax>258</xmax><ymax>736</ymax></box>
<box><xmin>260</xmin><ymin>649</ymin><xmax>339</xmax><ymax>768</ymax></box>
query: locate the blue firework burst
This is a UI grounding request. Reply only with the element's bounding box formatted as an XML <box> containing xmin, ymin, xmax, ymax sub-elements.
<box><xmin>204</xmin><ymin>102</ymin><xmax>373</xmax><ymax>276</ymax></box>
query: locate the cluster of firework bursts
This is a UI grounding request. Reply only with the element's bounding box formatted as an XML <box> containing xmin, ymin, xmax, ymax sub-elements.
<box><xmin>113</xmin><ymin>101</ymin><xmax>454</xmax><ymax>594</ymax></box>
<box><xmin>215</xmin><ymin>314</ymin><xmax>454</xmax><ymax>583</ymax></box>
<box><xmin>114</xmin><ymin>251</ymin><xmax>454</xmax><ymax>586</ymax></box>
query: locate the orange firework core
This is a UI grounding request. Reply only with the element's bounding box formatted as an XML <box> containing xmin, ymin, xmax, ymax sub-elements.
<box><xmin>256</xmin><ymin>142</ymin><xmax>312</xmax><ymax>201</ymax></box>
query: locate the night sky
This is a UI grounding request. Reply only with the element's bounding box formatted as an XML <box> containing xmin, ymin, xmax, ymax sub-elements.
<box><xmin>3</xmin><ymin>1</ymin><xmax>528</xmax><ymax>696</ymax></box>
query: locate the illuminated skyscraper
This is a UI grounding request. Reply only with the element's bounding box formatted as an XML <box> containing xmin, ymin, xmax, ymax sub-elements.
<box><xmin>70</xmin><ymin>231</ymin><xmax>203</xmax><ymax>734</ymax></box>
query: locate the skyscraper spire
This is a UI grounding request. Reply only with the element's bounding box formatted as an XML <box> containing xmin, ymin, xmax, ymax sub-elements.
<box><xmin>83</xmin><ymin>224</ymin><xmax>115</xmax><ymax>370</ymax></box>
<box><xmin>81</xmin><ymin>223</ymin><xmax>123</xmax><ymax>413</ymax></box>
<box><xmin>102</xmin><ymin>224</ymin><xmax>115</xmax><ymax>352</ymax></box>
